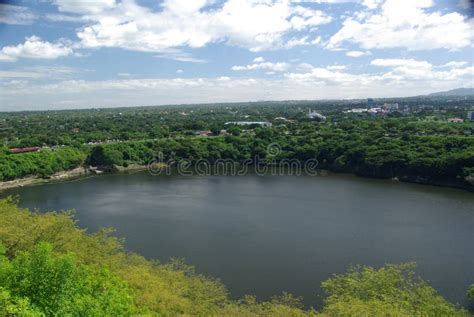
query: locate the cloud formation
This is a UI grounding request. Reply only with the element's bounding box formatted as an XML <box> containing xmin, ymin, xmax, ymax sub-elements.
<box><xmin>285</xmin><ymin>58</ymin><xmax>474</xmax><ymax>85</ymax></box>
<box><xmin>2</xmin><ymin>62</ymin><xmax>471</xmax><ymax>111</ymax></box>
<box><xmin>232</xmin><ymin>58</ymin><xmax>290</xmax><ymax>71</ymax></box>
<box><xmin>0</xmin><ymin>4</ymin><xmax>36</xmax><ymax>25</ymax></box>
<box><xmin>0</xmin><ymin>36</ymin><xmax>73</xmax><ymax>62</ymax></box>
<box><xmin>0</xmin><ymin>0</ymin><xmax>472</xmax><ymax>110</ymax></box>
<box><xmin>345</xmin><ymin>50</ymin><xmax>370</xmax><ymax>57</ymax></box>
<box><xmin>328</xmin><ymin>0</ymin><xmax>473</xmax><ymax>50</ymax></box>
<box><xmin>53</xmin><ymin>0</ymin><xmax>333</xmax><ymax>53</ymax></box>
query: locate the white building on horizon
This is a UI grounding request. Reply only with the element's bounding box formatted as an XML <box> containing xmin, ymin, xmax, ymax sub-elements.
<box><xmin>307</xmin><ymin>110</ymin><xmax>326</xmax><ymax>121</ymax></box>
<box><xmin>224</xmin><ymin>121</ymin><xmax>272</xmax><ymax>128</ymax></box>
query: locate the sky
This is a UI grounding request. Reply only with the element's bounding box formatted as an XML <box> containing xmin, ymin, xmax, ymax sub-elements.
<box><xmin>0</xmin><ymin>0</ymin><xmax>473</xmax><ymax>111</ymax></box>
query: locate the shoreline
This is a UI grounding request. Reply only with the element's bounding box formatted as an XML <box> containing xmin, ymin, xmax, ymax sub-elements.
<box><xmin>0</xmin><ymin>167</ymin><xmax>90</xmax><ymax>192</ymax></box>
<box><xmin>1</xmin><ymin>164</ymin><xmax>473</xmax><ymax>193</ymax></box>
<box><xmin>0</xmin><ymin>164</ymin><xmax>149</xmax><ymax>193</ymax></box>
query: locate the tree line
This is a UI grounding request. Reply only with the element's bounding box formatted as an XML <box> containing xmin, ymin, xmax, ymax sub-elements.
<box><xmin>1</xmin><ymin>122</ymin><xmax>473</xmax><ymax>189</ymax></box>
<box><xmin>0</xmin><ymin>147</ymin><xmax>85</xmax><ymax>181</ymax></box>
<box><xmin>85</xmin><ymin>128</ymin><xmax>474</xmax><ymax>189</ymax></box>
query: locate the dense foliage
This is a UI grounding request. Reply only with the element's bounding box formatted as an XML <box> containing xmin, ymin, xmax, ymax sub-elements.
<box><xmin>0</xmin><ymin>96</ymin><xmax>472</xmax><ymax>147</ymax></box>
<box><xmin>321</xmin><ymin>263</ymin><xmax>466</xmax><ymax>316</ymax></box>
<box><xmin>79</xmin><ymin>124</ymin><xmax>474</xmax><ymax>189</ymax></box>
<box><xmin>0</xmin><ymin>147</ymin><xmax>85</xmax><ymax>181</ymax></box>
<box><xmin>0</xmin><ymin>243</ymin><xmax>136</xmax><ymax>316</ymax></box>
<box><xmin>1</xmin><ymin>97</ymin><xmax>473</xmax><ymax>189</ymax></box>
<box><xmin>0</xmin><ymin>198</ymin><xmax>470</xmax><ymax>316</ymax></box>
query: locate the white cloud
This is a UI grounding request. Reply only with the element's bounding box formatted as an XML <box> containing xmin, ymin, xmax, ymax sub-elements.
<box><xmin>64</xmin><ymin>0</ymin><xmax>332</xmax><ymax>53</ymax></box>
<box><xmin>346</xmin><ymin>50</ymin><xmax>370</xmax><ymax>57</ymax></box>
<box><xmin>289</xmin><ymin>6</ymin><xmax>332</xmax><ymax>30</ymax></box>
<box><xmin>291</xmin><ymin>0</ymin><xmax>383</xmax><ymax>8</ymax></box>
<box><xmin>52</xmin><ymin>0</ymin><xmax>116</xmax><ymax>14</ymax></box>
<box><xmin>176</xmin><ymin>69</ymin><xmax>184</xmax><ymax>74</ymax></box>
<box><xmin>370</xmin><ymin>58</ymin><xmax>435</xmax><ymax>80</ymax></box>
<box><xmin>0</xmin><ymin>71</ymin><xmax>44</xmax><ymax>79</ymax></box>
<box><xmin>154</xmin><ymin>51</ymin><xmax>207</xmax><ymax>63</ymax></box>
<box><xmin>285</xmin><ymin>65</ymin><xmax>362</xmax><ymax>83</ymax></box>
<box><xmin>0</xmin><ymin>36</ymin><xmax>73</xmax><ymax>62</ymax></box>
<box><xmin>2</xmin><ymin>61</ymin><xmax>473</xmax><ymax>110</ymax></box>
<box><xmin>328</xmin><ymin>0</ymin><xmax>473</xmax><ymax>50</ymax></box>
<box><xmin>0</xmin><ymin>66</ymin><xmax>77</xmax><ymax>79</ymax></box>
<box><xmin>253</xmin><ymin>56</ymin><xmax>265</xmax><ymax>63</ymax></box>
<box><xmin>440</xmin><ymin>61</ymin><xmax>469</xmax><ymax>68</ymax></box>
<box><xmin>285</xmin><ymin>59</ymin><xmax>473</xmax><ymax>86</ymax></box>
<box><xmin>370</xmin><ymin>58</ymin><xmax>432</xmax><ymax>68</ymax></box>
<box><xmin>291</xmin><ymin>0</ymin><xmax>360</xmax><ymax>3</ymax></box>
<box><xmin>232</xmin><ymin>60</ymin><xmax>290</xmax><ymax>71</ymax></box>
<box><xmin>326</xmin><ymin>65</ymin><xmax>347</xmax><ymax>70</ymax></box>
<box><xmin>0</xmin><ymin>4</ymin><xmax>36</xmax><ymax>25</ymax></box>
<box><xmin>45</xmin><ymin>13</ymin><xmax>85</xmax><ymax>23</ymax></box>
<box><xmin>369</xmin><ymin>58</ymin><xmax>474</xmax><ymax>81</ymax></box>
<box><xmin>361</xmin><ymin>0</ymin><xmax>383</xmax><ymax>9</ymax></box>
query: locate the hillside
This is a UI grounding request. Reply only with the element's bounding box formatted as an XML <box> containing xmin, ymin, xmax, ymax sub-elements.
<box><xmin>429</xmin><ymin>88</ymin><xmax>474</xmax><ymax>96</ymax></box>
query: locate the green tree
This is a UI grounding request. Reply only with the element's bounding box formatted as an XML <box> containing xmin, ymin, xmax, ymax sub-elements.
<box><xmin>0</xmin><ymin>242</ymin><xmax>137</xmax><ymax>316</ymax></box>
<box><xmin>87</xmin><ymin>145</ymin><xmax>123</xmax><ymax>167</ymax></box>
<box><xmin>320</xmin><ymin>263</ymin><xmax>468</xmax><ymax>316</ymax></box>
<box><xmin>468</xmin><ymin>284</ymin><xmax>474</xmax><ymax>301</ymax></box>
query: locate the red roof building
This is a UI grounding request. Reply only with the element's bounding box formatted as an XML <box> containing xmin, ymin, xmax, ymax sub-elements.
<box><xmin>9</xmin><ymin>147</ymin><xmax>41</xmax><ymax>154</ymax></box>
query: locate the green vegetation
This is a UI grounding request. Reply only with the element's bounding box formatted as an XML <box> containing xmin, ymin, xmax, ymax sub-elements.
<box><xmin>0</xmin><ymin>147</ymin><xmax>85</xmax><ymax>181</ymax></box>
<box><xmin>468</xmin><ymin>284</ymin><xmax>474</xmax><ymax>301</ymax></box>
<box><xmin>0</xmin><ymin>198</ymin><xmax>470</xmax><ymax>316</ymax></box>
<box><xmin>2</xmin><ymin>118</ymin><xmax>473</xmax><ymax>189</ymax></box>
<box><xmin>0</xmin><ymin>98</ymin><xmax>473</xmax><ymax>189</ymax></box>
<box><xmin>83</xmin><ymin>121</ymin><xmax>474</xmax><ymax>186</ymax></box>
<box><xmin>1</xmin><ymin>97</ymin><xmax>472</xmax><ymax>148</ymax></box>
<box><xmin>0</xmin><ymin>243</ymin><xmax>135</xmax><ymax>316</ymax></box>
<box><xmin>321</xmin><ymin>263</ymin><xmax>466</xmax><ymax>316</ymax></box>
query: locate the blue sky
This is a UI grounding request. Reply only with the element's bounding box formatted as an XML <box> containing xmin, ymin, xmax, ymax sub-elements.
<box><xmin>0</xmin><ymin>0</ymin><xmax>473</xmax><ymax>111</ymax></box>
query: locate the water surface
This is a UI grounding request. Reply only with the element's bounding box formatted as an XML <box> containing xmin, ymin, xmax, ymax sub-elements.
<box><xmin>3</xmin><ymin>172</ymin><xmax>474</xmax><ymax>308</ymax></box>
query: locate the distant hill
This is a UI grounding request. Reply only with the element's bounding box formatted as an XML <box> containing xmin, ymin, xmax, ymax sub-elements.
<box><xmin>428</xmin><ymin>88</ymin><xmax>474</xmax><ymax>96</ymax></box>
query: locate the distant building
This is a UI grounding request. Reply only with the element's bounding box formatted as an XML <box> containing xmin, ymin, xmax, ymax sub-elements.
<box><xmin>468</xmin><ymin>111</ymin><xmax>474</xmax><ymax>121</ymax></box>
<box><xmin>346</xmin><ymin>108</ymin><xmax>368</xmax><ymax>113</ymax></box>
<box><xmin>307</xmin><ymin>110</ymin><xmax>326</xmax><ymax>121</ymax></box>
<box><xmin>198</xmin><ymin>130</ymin><xmax>212</xmax><ymax>137</ymax></box>
<box><xmin>224</xmin><ymin>121</ymin><xmax>272</xmax><ymax>128</ymax></box>
<box><xmin>382</xmin><ymin>103</ymin><xmax>399</xmax><ymax>112</ymax></box>
<box><xmin>368</xmin><ymin>107</ymin><xmax>384</xmax><ymax>116</ymax></box>
<box><xmin>367</xmin><ymin>98</ymin><xmax>374</xmax><ymax>107</ymax></box>
<box><xmin>9</xmin><ymin>147</ymin><xmax>41</xmax><ymax>154</ymax></box>
<box><xmin>448</xmin><ymin>117</ymin><xmax>464</xmax><ymax>123</ymax></box>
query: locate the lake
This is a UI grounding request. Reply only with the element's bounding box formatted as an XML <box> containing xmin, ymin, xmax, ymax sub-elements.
<box><xmin>2</xmin><ymin>171</ymin><xmax>474</xmax><ymax>309</ymax></box>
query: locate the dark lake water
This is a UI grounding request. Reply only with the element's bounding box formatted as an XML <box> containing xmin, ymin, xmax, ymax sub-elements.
<box><xmin>2</xmin><ymin>172</ymin><xmax>474</xmax><ymax>309</ymax></box>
